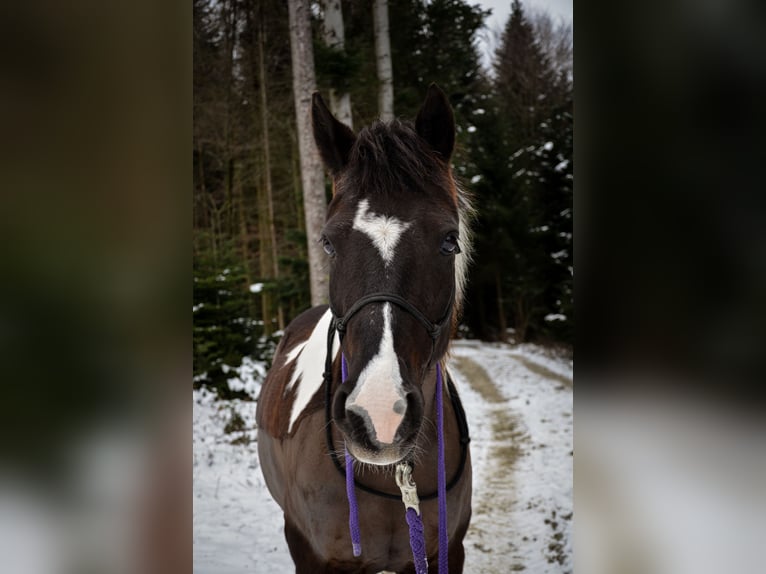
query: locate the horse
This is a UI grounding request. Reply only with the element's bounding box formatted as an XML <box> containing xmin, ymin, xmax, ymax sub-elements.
<box><xmin>256</xmin><ymin>84</ymin><xmax>473</xmax><ymax>574</ymax></box>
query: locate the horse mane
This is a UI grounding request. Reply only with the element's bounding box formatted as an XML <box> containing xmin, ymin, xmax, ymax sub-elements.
<box><xmin>454</xmin><ymin>182</ymin><xmax>475</xmax><ymax>318</ymax></box>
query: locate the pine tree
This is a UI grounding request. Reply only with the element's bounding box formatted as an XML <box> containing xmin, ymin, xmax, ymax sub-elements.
<box><xmin>464</xmin><ymin>0</ymin><xmax>573</xmax><ymax>344</ymax></box>
<box><xmin>494</xmin><ymin>0</ymin><xmax>556</xmax><ymax>144</ymax></box>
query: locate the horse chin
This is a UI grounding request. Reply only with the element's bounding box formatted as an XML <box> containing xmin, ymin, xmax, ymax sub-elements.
<box><xmin>346</xmin><ymin>442</ymin><xmax>408</xmax><ymax>467</ymax></box>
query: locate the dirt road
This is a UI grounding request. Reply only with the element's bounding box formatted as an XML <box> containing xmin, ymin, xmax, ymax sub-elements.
<box><xmin>450</xmin><ymin>342</ymin><xmax>573</xmax><ymax>573</ymax></box>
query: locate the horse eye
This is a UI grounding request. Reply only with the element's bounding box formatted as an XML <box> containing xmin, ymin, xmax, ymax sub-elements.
<box><xmin>321</xmin><ymin>236</ymin><xmax>336</xmax><ymax>257</ymax></box>
<box><xmin>440</xmin><ymin>233</ymin><xmax>461</xmax><ymax>256</ymax></box>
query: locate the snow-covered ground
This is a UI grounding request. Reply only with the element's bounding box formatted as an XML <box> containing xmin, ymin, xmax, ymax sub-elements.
<box><xmin>451</xmin><ymin>341</ymin><xmax>572</xmax><ymax>573</ymax></box>
<box><xmin>193</xmin><ymin>340</ymin><xmax>572</xmax><ymax>573</ymax></box>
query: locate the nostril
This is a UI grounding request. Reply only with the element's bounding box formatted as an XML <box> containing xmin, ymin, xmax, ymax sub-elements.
<box><xmin>405</xmin><ymin>390</ymin><xmax>423</xmax><ymax>418</ymax></box>
<box><xmin>332</xmin><ymin>386</ymin><xmax>351</xmax><ymax>423</ymax></box>
<box><xmin>345</xmin><ymin>407</ymin><xmax>381</xmax><ymax>450</ymax></box>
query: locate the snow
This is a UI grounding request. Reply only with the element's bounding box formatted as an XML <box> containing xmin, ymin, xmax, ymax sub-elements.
<box><xmin>224</xmin><ymin>356</ymin><xmax>267</xmax><ymax>399</ymax></box>
<box><xmin>193</xmin><ymin>388</ymin><xmax>291</xmax><ymax>573</ymax></box>
<box><xmin>193</xmin><ymin>341</ymin><xmax>572</xmax><ymax>573</ymax></box>
<box><xmin>249</xmin><ymin>283</ymin><xmax>264</xmax><ymax>294</ymax></box>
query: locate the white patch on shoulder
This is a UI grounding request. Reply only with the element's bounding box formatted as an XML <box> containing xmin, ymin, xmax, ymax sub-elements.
<box><xmin>352</xmin><ymin>199</ymin><xmax>411</xmax><ymax>265</ymax></box>
<box><xmin>284</xmin><ymin>309</ymin><xmax>340</xmax><ymax>433</ymax></box>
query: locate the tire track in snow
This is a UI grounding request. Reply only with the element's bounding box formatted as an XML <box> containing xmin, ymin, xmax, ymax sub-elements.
<box><xmin>508</xmin><ymin>353</ymin><xmax>572</xmax><ymax>388</ymax></box>
<box><xmin>450</xmin><ymin>354</ymin><xmax>530</xmax><ymax>572</ymax></box>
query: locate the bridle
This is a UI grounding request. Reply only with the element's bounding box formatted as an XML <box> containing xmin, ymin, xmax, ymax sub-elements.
<box><xmin>331</xmin><ymin>284</ymin><xmax>455</xmax><ymax>352</ymax></box>
<box><xmin>321</xmin><ymin>285</ymin><xmax>471</xmax><ymax>573</ymax></box>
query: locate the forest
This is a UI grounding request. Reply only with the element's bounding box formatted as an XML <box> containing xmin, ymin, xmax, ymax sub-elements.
<box><xmin>193</xmin><ymin>0</ymin><xmax>573</xmax><ymax>397</ymax></box>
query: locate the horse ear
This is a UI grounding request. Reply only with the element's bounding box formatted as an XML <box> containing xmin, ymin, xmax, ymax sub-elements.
<box><xmin>312</xmin><ymin>92</ymin><xmax>356</xmax><ymax>176</ymax></box>
<box><xmin>415</xmin><ymin>83</ymin><xmax>455</xmax><ymax>162</ymax></box>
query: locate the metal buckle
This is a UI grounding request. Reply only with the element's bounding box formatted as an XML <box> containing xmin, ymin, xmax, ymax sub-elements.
<box><xmin>395</xmin><ymin>462</ymin><xmax>420</xmax><ymax>515</ymax></box>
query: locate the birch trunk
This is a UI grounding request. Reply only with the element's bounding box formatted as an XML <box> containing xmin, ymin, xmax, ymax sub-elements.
<box><xmin>288</xmin><ymin>0</ymin><xmax>328</xmax><ymax>306</ymax></box>
<box><xmin>321</xmin><ymin>0</ymin><xmax>353</xmax><ymax>129</ymax></box>
<box><xmin>373</xmin><ymin>0</ymin><xmax>394</xmax><ymax>121</ymax></box>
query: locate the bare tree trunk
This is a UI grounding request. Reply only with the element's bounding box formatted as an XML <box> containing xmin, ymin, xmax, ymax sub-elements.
<box><xmin>290</xmin><ymin>126</ymin><xmax>305</xmax><ymax>234</ymax></box>
<box><xmin>495</xmin><ymin>269</ymin><xmax>508</xmax><ymax>342</ymax></box>
<box><xmin>205</xmin><ymin>185</ymin><xmax>220</xmax><ymax>265</ymax></box>
<box><xmin>288</xmin><ymin>0</ymin><xmax>328</xmax><ymax>306</ymax></box>
<box><xmin>373</xmin><ymin>0</ymin><xmax>394</xmax><ymax>121</ymax></box>
<box><xmin>258</xmin><ymin>19</ymin><xmax>285</xmax><ymax>330</ymax></box>
<box><xmin>321</xmin><ymin>0</ymin><xmax>353</xmax><ymax>129</ymax></box>
<box><xmin>223</xmin><ymin>0</ymin><xmax>237</xmax><ymax>237</ymax></box>
<box><xmin>233</xmin><ymin>160</ymin><xmax>257</xmax><ymax>319</ymax></box>
<box><xmin>256</xmin><ymin>181</ymin><xmax>273</xmax><ymax>336</ymax></box>
<box><xmin>196</xmin><ymin>141</ymin><xmax>218</xmax><ymax>264</ymax></box>
<box><xmin>514</xmin><ymin>295</ymin><xmax>529</xmax><ymax>344</ymax></box>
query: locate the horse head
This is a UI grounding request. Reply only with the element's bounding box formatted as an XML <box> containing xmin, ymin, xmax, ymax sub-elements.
<box><xmin>312</xmin><ymin>84</ymin><xmax>469</xmax><ymax>467</ymax></box>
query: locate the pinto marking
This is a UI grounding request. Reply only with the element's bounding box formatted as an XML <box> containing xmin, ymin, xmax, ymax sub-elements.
<box><xmin>353</xmin><ymin>199</ymin><xmax>411</xmax><ymax>265</ymax></box>
<box><xmin>346</xmin><ymin>303</ymin><xmax>406</xmax><ymax>446</ymax></box>
<box><xmin>284</xmin><ymin>309</ymin><xmax>340</xmax><ymax>433</ymax></box>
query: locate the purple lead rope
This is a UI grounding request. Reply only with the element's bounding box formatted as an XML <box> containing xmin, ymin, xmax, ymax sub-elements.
<box><xmin>342</xmin><ymin>354</ymin><xmax>362</xmax><ymax>556</ymax></box>
<box><xmin>405</xmin><ymin>506</ymin><xmax>429</xmax><ymax>574</ymax></box>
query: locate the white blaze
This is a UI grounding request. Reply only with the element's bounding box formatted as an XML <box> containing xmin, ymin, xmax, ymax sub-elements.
<box><xmin>346</xmin><ymin>303</ymin><xmax>405</xmax><ymax>444</ymax></box>
<box><xmin>352</xmin><ymin>199</ymin><xmax>411</xmax><ymax>265</ymax></box>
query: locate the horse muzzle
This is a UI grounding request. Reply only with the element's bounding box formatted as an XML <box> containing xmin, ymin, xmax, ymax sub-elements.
<box><xmin>333</xmin><ymin>384</ymin><xmax>423</xmax><ymax>466</ymax></box>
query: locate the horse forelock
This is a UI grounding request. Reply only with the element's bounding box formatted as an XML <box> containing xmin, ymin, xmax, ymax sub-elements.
<box><xmin>340</xmin><ymin>120</ymin><xmax>451</xmax><ymax>197</ymax></box>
